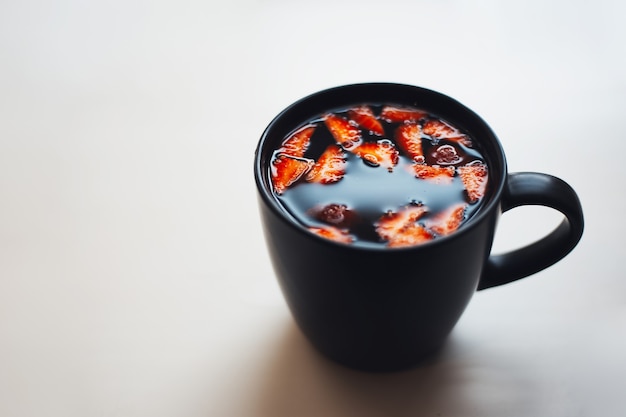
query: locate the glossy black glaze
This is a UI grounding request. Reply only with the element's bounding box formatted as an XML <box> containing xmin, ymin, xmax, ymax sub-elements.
<box><xmin>254</xmin><ymin>83</ymin><xmax>584</xmax><ymax>372</ymax></box>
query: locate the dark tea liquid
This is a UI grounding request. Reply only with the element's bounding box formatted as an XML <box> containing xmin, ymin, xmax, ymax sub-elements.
<box><xmin>269</xmin><ymin>104</ymin><xmax>489</xmax><ymax>248</ymax></box>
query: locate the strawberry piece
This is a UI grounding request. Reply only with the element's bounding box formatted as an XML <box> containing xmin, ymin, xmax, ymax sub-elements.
<box><xmin>354</xmin><ymin>140</ymin><xmax>399</xmax><ymax>171</ymax></box>
<box><xmin>458</xmin><ymin>162</ymin><xmax>488</xmax><ymax>203</ymax></box>
<box><xmin>306</xmin><ymin>145</ymin><xmax>347</xmax><ymax>184</ymax></box>
<box><xmin>426</xmin><ymin>203</ymin><xmax>467</xmax><ymax>236</ymax></box>
<box><xmin>423</xmin><ymin>119</ymin><xmax>472</xmax><ymax>146</ymax></box>
<box><xmin>387</xmin><ymin>224</ymin><xmax>434</xmax><ymax>248</ymax></box>
<box><xmin>308</xmin><ymin>226</ymin><xmax>353</xmax><ymax>244</ymax></box>
<box><xmin>324</xmin><ymin>113</ymin><xmax>362</xmax><ymax>151</ymax></box>
<box><xmin>271</xmin><ymin>154</ymin><xmax>314</xmax><ymax>194</ymax></box>
<box><xmin>375</xmin><ymin>205</ymin><xmax>428</xmax><ymax>242</ymax></box>
<box><xmin>380</xmin><ymin>106</ymin><xmax>428</xmax><ymax>123</ymax></box>
<box><xmin>412</xmin><ymin>164</ymin><xmax>455</xmax><ymax>183</ymax></box>
<box><xmin>395</xmin><ymin>122</ymin><xmax>424</xmax><ymax>163</ymax></box>
<box><xmin>280</xmin><ymin>125</ymin><xmax>315</xmax><ymax>157</ymax></box>
<box><xmin>348</xmin><ymin>105</ymin><xmax>384</xmax><ymax>136</ymax></box>
<box><xmin>308</xmin><ymin>203</ymin><xmax>357</xmax><ymax>229</ymax></box>
<box><xmin>432</xmin><ymin>144</ymin><xmax>462</xmax><ymax>165</ymax></box>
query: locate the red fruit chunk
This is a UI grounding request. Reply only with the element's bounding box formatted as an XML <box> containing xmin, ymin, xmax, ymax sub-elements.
<box><xmin>280</xmin><ymin>125</ymin><xmax>315</xmax><ymax>157</ymax></box>
<box><xmin>354</xmin><ymin>140</ymin><xmax>399</xmax><ymax>171</ymax></box>
<box><xmin>395</xmin><ymin>122</ymin><xmax>424</xmax><ymax>163</ymax></box>
<box><xmin>324</xmin><ymin>113</ymin><xmax>362</xmax><ymax>151</ymax></box>
<box><xmin>308</xmin><ymin>203</ymin><xmax>357</xmax><ymax>228</ymax></box>
<box><xmin>412</xmin><ymin>164</ymin><xmax>455</xmax><ymax>183</ymax></box>
<box><xmin>375</xmin><ymin>205</ymin><xmax>428</xmax><ymax>242</ymax></box>
<box><xmin>387</xmin><ymin>224</ymin><xmax>434</xmax><ymax>248</ymax></box>
<box><xmin>433</xmin><ymin>144</ymin><xmax>462</xmax><ymax>165</ymax></box>
<box><xmin>427</xmin><ymin>203</ymin><xmax>467</xmax><ymax>236</ymax></box>
<box><xmin>423</xmin><ymin>119</ymin><xmax>456</xmax><ymax>137</ymax></box>
<box><xmin>271</xmin><ymin>154</ymin><xmax>314</xmax><ymax>194</ymax></box>
<box><xmin>423</xmin><ymin>119</ymin><xmax>472</xmax><ymax>146</ymax></box>
<box><xmin>381</xmin><ymin>106</ymin><xmax>428</xmax><ymax>123</ymax></box>
<box><xmin>458</xmin><ymin>162</ymin><xmax>488</xmax><ymax>203</ymax></box>
<box><xmin>306</xmin><ymin>145</ymin><xmax>347</xmax><ymax>184</ymax></box>
<box><xmin>348</xmin><ymin>105</ymin><xmax>384</xmax><ymax>136</ymax></box>
<box><xmin>308</xmin><ymin>226</ymin><xmax>353</xmax><ymax>244</ymax></box>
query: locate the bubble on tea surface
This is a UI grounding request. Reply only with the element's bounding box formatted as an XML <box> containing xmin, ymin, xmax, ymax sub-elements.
<box><xmin>361</xmin><ymin>153</ymin><xmax>380</xmax><ymax>167</ymax></box>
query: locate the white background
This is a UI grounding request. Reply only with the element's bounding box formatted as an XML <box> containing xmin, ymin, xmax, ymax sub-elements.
<box><xmin>1</xmin><ymin>1</ymin><xmax>624</xmax><ymax>416</ymax></box>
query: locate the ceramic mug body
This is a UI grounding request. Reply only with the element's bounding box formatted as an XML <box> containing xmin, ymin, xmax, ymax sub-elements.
<box><xmin>254</xmin><ymin>83</ymin><xmax>583</xmax><ymax>372</ymax></box>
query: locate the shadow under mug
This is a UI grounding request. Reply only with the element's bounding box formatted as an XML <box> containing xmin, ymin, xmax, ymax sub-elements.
<box><xmin>254</xmin><ymin>83</ymin><xmax>584</xmax><ymax>372</ymax></box>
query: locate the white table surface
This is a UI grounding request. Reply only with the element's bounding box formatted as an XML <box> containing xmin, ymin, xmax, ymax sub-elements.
<box><xmin>1</xmin><ymin>1</ymin><xmax>624</xmax><ymax>416</ymax></box>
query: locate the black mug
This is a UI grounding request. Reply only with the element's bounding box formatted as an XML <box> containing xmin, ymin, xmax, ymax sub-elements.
<box><xmin>254</xmin><ymin>83</ymin><xmax>584</xmax><ymax>372</ymax></box>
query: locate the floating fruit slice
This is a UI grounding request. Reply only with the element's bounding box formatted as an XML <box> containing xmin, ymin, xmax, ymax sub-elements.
<box><xmin>308</xmin><ymin>203</ymin><xmax>357</xmax><ymax>228</ymax></box>
<box><xmin>271</xmin><ymin>154</ymin><xmax>314</xmax><ymax>194</ymax></box>
<box><xmin>306</xmin><ymin>145</ymin><xmax>347</xmax><ymax>184</ymax></box>
<box><xmin>426</xmin><ymin>203</ymin><xmax>467</xmax><ymax>236</ymax></box>
<box><xmin>395</xmin><ymin>122</ymin><xmax>424</xmax><ymax>163</ymax></box>
<box><xmin>324</xmin><ymin>113</ymin><xmax>362</xmax><ymax>151</ymax></box>
<box><xmin>412</xmin><ymin>164</ymin><xmax>455</xmax><ymax>183</ymax></box>
<box><xmin>280</xmin><ymin>125</ymin><xmax>315</xmax><ymax>157</ymax></box>
<box><xmin>308</xmin><ymin>226</ymin><xmax>353</xmax><ymax>244</ymax></box>
<box><xmin>375</xmin><ymin>205</ymin><xmax>428</xmax><ymax>242</ymax></box>
<box><xmin>458</xmin><ymin>162</ymin><xmax>488</xmax><ymax>203</ymax></box>
<box><xmin>354</xmin><ymin>140</ymin><xmax>399</xmax><ymax>171</ymax></box>
<box><xmin>423</xmin><ymin>119</ymin><xmax>472</xmax><ymax>146</ymax></box>
<box><xmin>381</xmin><ymin>106</ymin><xmax>428</xmax><ymax>123</ymax></box>
<box><xmin>432</xmin><ymin>144</ymin><xmax>462</xmax><ymax>165</ymax></box>
<box><xmin>348</xmin><ymin>105</ymin><xmax>384</xmax><ymax>136</ymax></box>
<box><xmin>387</xmin><ymin>224</ymin><xmax>434</xmax><ymax>248</ymax></box>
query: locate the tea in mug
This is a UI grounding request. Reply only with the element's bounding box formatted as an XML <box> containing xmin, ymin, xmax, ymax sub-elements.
<box><xmin>268</xmin><ymin>104</ymin><xmax>489</xmax><ymax>248</ymax></box>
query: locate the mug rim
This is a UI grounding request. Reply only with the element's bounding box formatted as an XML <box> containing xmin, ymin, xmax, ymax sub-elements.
<box><xmin>254</xmin><ymin>82</ymin><xmax>508</xmax><ymax>252</ymax></box>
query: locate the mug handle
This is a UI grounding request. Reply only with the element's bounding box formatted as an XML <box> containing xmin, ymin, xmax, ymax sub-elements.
<box><xmin>477</xmin><ymin>172</ymin><xmax>584</xmax><ymax>290</ymax></box>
